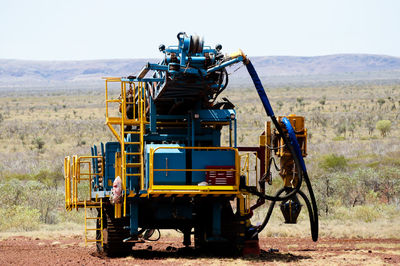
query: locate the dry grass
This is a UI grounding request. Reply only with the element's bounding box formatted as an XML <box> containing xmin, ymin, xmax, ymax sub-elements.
<box><xmin>0</xmin><ymin>222</ymin><xmax>84</xmax><ymax>241</ymax></box>
<box><xmin>0</xmin><ymin>82</ymin><xmax>399</xmax><ymax>237</ymax></box>
<box><xmin>1</xmin><ymin>83</ymin><xmax>399</xmax><ymax>176</ymax></box>
<box><xmin>257</xmin><ymin>216</ymin><xmax>400</xmax><ymax>239</ymax></box>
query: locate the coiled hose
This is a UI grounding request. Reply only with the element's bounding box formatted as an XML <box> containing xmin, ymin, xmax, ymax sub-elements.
<box><xmin>245</xmin><ymin>61</ymin><xmax>318</xmax><ymax>241</ymax></box>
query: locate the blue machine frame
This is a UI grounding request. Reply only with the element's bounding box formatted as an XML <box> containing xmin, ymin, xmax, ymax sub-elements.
<box><xmin>64</xmin><ymin>32</ymin><xmax>318</xmax><ymax>256</ymax></box>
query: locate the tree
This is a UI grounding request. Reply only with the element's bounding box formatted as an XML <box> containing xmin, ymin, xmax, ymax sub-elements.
<box><xmin>32</xmin><ymin>137</ymin><xmax>45</xmax><ymax>152</ymax></box>
<box><xmin>376</xmin><ymin>120</ymin><xmax>391</xmax><ymax>137</ymax></box>
<box><xmin>319</xmin><ymin>96</ymin><xmax>326</xmax><ymax>106</ymax></box>
<box><xmin>377</xmin><ymin>98</ymin><xmax>385</xmax><ymax>108</ymax></box>
<box><xmin>365</xmin><ymin>115</ymin><xmax>375</xmax><ymax>136</ymax></box>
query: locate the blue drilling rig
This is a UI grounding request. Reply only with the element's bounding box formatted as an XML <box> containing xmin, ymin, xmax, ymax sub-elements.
<box><xmin>64</xmin><ymin>32</ymin><xmax>318</xmax><ymax>256</ymax></box>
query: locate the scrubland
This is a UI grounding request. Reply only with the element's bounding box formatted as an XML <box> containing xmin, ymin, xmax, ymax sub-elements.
<box><xmin>0</xmin><ymin>80</ymin><xmax>399</xmax><ymax>238</ymax></box>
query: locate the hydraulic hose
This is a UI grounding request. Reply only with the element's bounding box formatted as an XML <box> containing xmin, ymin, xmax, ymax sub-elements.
<box><xmin>245</xmin><ymin>61</ymin><xmax>302</xmax><ymax>201</ymax></box>
<box><xmin>245</xmin><ymin>60</ymin><xmax>318</xmax><ymax>241</ymax></box>
<box><xmin>256</xmin><ymin>188</ymin><xmax>285</xmax><ymax>235</ymax></box>
<box><xmin>282</xmin><ymin>117</ymin><xmax>318</xmax><ymax>241</ymax></box>
<box><xmin>298</xmin><ymin>190</ymin><xmax>318</xmax><ymax>241</ymax></box>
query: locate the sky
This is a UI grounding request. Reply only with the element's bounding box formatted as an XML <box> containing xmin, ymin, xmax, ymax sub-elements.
<box><xmin>0</xmin><ymin>0</ymin><xmax>399</xmax><ymax>60</ymax></box>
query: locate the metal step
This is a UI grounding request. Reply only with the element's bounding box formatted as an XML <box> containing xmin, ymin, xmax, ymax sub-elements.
<box><xmin>127</xmin><ymin>163</ymin><xmax>141</xmax><ymax>167</ymax></box>
<box><xmin>126</xmin><ymin>173</ymin><xmax>141</xmax><ymax>177</ymax></box>
<box><xmin>84</xmin><ymin>198</ymin><xmax>103</xmax><ymax>247</ymax></box>
<box><xmin>125</xmin><ymin>142</ymin><xmax>141</xmax><ymax>145</ymax></box>
<box><xmin>126</xmin><ymin>152</ymin><xmax>141</xmax><ymax>155</ymax></box>
<box><xmin>86</xmin><ymin>239</ymin><xmax>102</xmax><ymax>242</ymax></box>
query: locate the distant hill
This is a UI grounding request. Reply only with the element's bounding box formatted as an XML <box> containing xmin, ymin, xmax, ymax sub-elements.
<box><xmin>0</xmin><ymin>59</ymin><xmax>147</xmax><ymax>87</ymax></box>
<box><xmin>1</xmin><ymin>54</ymin><xmax>400</xmax><ymax>88</ymax></box>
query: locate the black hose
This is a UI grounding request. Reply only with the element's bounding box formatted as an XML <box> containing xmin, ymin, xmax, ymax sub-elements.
<box><xmin>245</xmin><ymin>60</ymin><xmax>318</xmax><ymax>241</ymax></box>
<box><xmin>243</xmin><ymin>119</ymin><xmax>303</xmax><ymax>202</ymax></box>
<box><xmin>213</xmin><ymin>68</ymin><xmax>229</xmax><ymax>102</ymax></box>
<box><xmin>145</xmin><ymin>229</ymin><xmax>161</xmax><ymax>241</ymax></box>
<box><xmin>244</xmin><ymin>61</ymin><xmax>303</xmax><ymax>201</ymax></box>
<box><xmin>298</xmin><ymin>183</ymin><xmax>319</xmax><ymax>241</ymax></box>
<box><xmin>256</xmin><ymin>188</ymin><xmax>285</xmax><ymax>234</ymax></box>
<box><xmin>260</xmin><ymin>157</ymin><xmax>279</xmax><ymax>186</ymax></box>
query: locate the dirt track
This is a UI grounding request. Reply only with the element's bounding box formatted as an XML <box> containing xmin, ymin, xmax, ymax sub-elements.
<box><xmin>1</xmin><ymin>235</ymin><xmax>399</xmax><ymax>265</ymax></box>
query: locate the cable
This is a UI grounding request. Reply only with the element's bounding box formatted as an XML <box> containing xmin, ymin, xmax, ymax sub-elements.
<box><xmin>213</xmin><ymin>68</ymin><xmax>229</xmax><ymax>102</ymax></box>
<box><xmin>266</xmin><ymin>144</ymin><xmax>286</xmax><ymax>150</ymax></box>
<box><xmin>261</xmin><ymin>157</ymin><xmax>280</xmax><ymax>186</ymax></box>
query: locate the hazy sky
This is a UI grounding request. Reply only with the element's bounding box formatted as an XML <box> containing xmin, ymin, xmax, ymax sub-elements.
<box><xmin>1</xmin><ymin>0</ymin><xmax>399</xmax><ymax>60</ymax></box>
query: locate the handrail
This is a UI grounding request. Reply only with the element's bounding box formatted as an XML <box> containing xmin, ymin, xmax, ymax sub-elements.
<box><xmin>65</xmin><ymin>155</ymin><xmax>104</xmax><ymax>211</ymax></box>
<box><xmin>104</xmin><ymin>79</ymin><xmax>147</xmax><ymax>215</ymax></box>
<box><xmin>64</xmin><ymin>156</ymin><xmax>71</xmax><ymax>210</ymax></box>
<box><xmin>240</xmin><ymin>153</ymin><xmax>250</xmax><ymax>186</ymax></box>
<box><xmin>73</xmin><ymin>155</ymin><xmax>78</xmax><ymax>210</ymax></box>
<box><xmin>239</xmin><ymin>153</ymin><xmax>252</xmax><ymax>212</ymax></box>
<box><xmin>149</xmin><ymin>146</ymin><xmax>240</xmax><ymax>192</ymax></box>
<box><xmin>121</xmin><ymin>82</ymin><xmax>126</xmax><ymax>216</ymax></box>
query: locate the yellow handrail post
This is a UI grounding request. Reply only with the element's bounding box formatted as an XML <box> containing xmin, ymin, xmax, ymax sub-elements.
<box><xmin>123</xmin><ymin>151</ymin><xmax>127</xmax><ymax>217</ymax></box>
<box><xmin>133</xmin><ymin>82</ymin><xmax>136</xmax><ymax>120</ymax></box>
<box><xmin>149</xmin><ymin>147</ymin><xmax>154</xmax><ymax>192</ymax></box>
<box><xmin>105</xmin><ymin>80</ymin><xmax>109</xmax><ymax>119</ymax></box>
<box><xmin>84</xmin><ymin>200</ymin><xmax>87</xmax><ymax>246</ymax></box>
<box><xmin>100</xmin><ymin>198</ymin><xmax>103</xmax><ymax>247</ymax></box>
<box><xmin>121</xmin><ymin>81</ymin><xmax>127</xmax><ymax>217</ymax></box>
<box><xmin>73</xmin><ymin>155</ymin><xmax>78</xmax><ymax>210</ymax></box>
<box><xmin>88</xmin><ymin>161</ymin><xmax>92</xmax><ymax>200</ymax></box>
<box><xmin>235</xmin><ymin>149</ymin><xmax>240</xmax><ymax>189</ymax></box>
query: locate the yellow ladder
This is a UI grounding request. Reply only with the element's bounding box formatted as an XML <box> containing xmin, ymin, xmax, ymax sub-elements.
<box><xmin>121</xmin><ymin>82</ymin><xmax>146</xmax><ymax>216</ymax></box>
<box><xmin>84</xmin><ymin>199</ymin><xmax>103</xmax><ymax>246</ymax></box>
<box><xmin>104</xmin><ymin>79</ymin><xmax>147</xmax><ymax>216</ymax></box>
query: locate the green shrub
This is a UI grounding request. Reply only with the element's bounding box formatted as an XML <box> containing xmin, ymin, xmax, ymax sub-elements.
<box><xmin>353</xmin><ymin>205</ymin><xmax>380</xmax><ymax>222</ymax></box>
<box><xmin>32</xmin><ymin>137</ymin><xmax>45</xmax><ymax>152</ymax></box>
<box><xmin>377</xmin><ymin>98</ymin><xmax>385</xmax><ymax>108</ymax></box>
<box><xmin>319</xmin><ymin>154</ymin><xmax>348</xmax><ymax>171</ymax></box>
<box><xmin>376</xmin><ymin>120</ymin><xmax>391</xmax><ymax>137</ymax></box>
<box><xmin>319</xmin><ymin>96</ymin><xmax>326</xmax><ymax>105</ymax></box>
<box><xmin>0</xmin><ymin>179</ymin><xmax>64</xmax><ymax>225</ymax></box>
<box><xmin>330</xmin><ymin>206</ymin><xmax>352</xmax><ymax>220</ymax></box>
<box><xmin>0</xmin><ymin>206</ymin><xmax>40</xmax><ymax>231</ymax></box>
<box><xmin>333</xmin><ymin>136</ymin><xmax>346</xmax><ymax>141</ymax></box>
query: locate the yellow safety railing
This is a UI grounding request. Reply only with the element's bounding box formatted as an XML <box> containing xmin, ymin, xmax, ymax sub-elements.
<box><xmin>239</xmin><ymin>153</ymin><xmax>250</xmax><ymax>213</ymax></box>
<box><xmin>64</xmin><ymin>156</ymin><xmax>72</xmax><ymax>210</ymax></box>
<box><xmin>240</xmin><ymin>153</ymin><xmax>250</xmax><ymax>186</ymax></box>
<box><xmin>239</xmin><ymin>152</ymin><xmax>259</xmax><ymax>213</ymax></box>
<box><xmin>64</xmin><ymin>155</ymin><xmax>104</xmax><ymax>210</ymax></box>
<box><xmin>104</xmin><ymin>78</ymin><xmax>147</xmax><ymax>216</ymax></box>
<box><xmin>148</xmin><ymin>146</ymin><xmax>240</xmax><ymax>194</ymax></box>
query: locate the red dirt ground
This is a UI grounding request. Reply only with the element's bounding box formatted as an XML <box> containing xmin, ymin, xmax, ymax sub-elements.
<box><xmin>1</xmin><ymin>235</ymin><xmax>399</xmax><ymax>265</ymax></box>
